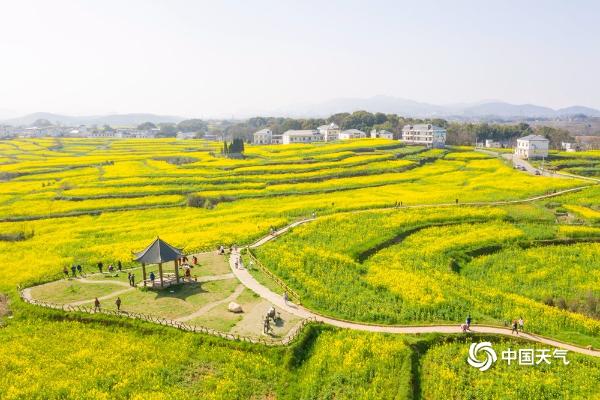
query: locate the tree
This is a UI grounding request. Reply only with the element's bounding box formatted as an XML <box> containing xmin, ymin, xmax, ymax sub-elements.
<box><xmin>137</xmin><ymin>122</ymin><xmax>156</xmax><ymax>130</ymax></box>
<box><xmin>32</xmin><ymin>118</ymin><xmax>52</xmax><ymax>127</ymax></box>
<box><xmin>102</xmin><ymin>124</ymin><xmax>114</xmax><ymax>132</ymax></box>
<box><xmin>157</xmin><ymin>123</ymin><xmax>177</xmax><ymax>137</ymax></box>
<box><xmin>177</xmin><ymin>119</ymin><xmax>207</xmax><ymax>134</ymax></box>
<box><xmin>535</xmin><ymin>126</ymin><xmax>574</xmax><ymax>149</ymax></box>
<box><xmin>229</xmin><ymin>138</ymin><xmax>245</xmax><ymax>153</ymax></box>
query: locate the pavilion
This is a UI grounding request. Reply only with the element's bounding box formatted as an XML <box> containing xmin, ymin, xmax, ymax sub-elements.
<box><xmin>132</xmin><ymin>237</ymin><xmax>184</xmax><ymax>288</ymax></box>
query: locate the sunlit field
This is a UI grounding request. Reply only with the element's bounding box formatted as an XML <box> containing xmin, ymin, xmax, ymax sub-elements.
<box><xmin>0</xmin><ymin>138</ymin><xmax>598</xmax><ymax>399</ymax></box>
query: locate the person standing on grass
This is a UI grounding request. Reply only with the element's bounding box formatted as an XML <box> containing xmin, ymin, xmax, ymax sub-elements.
<box><xmin>98</xmin><ymin>262</ymin><xmax>103</xmax><ymax>273</ymax></box>
<box><xmin>94</xmin><ymin>298</ymin><xmax>101</xmax><ymax>312</ymax></box>
<box><xmin>128</xmin><ymin>272</ymin><xmax>132</xmax><ymax>286</ymax></box>
<box><xmin>518</xmin><ymin>317</ymin><xmax>524</xmax><ymax>332</ymax></box>
<box><xmin>70</xmin><ymin>265</ymin><xmax>76</xmax><ymax>277</ymax></box>
<box><xmin>76</xmin><ymin>264</ymin><xmax>82</xmax><ymax>276</ymax></box>
<box><xmin>63</xmin><ymin>267</ymin><xmax>69</xmax><ymax>279</ymax></box>
<box><xmin>115</xmin><ymin>297</ymin><xmax>121</xmax><ymax>311</ymax></box>
<box><xmin>511</xmin><ymin>320</ymin><xmax>519</xmax><ymax>335</ymax></box>
<box><xmin>130</xmin><ymin>274</ymin><xmax>135</xmax><ymax>287</ymax></box>
<box><xmin>117</xmin><ymin>260</ymin><xmax>122</xmax><ymax>271</ymax></box>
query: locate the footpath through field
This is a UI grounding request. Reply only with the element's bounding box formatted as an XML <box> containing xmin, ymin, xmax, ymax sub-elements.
<box><xmin>231</xmin><ymin>185</ymin><xmax>600</xmax><ymax>357</ymax></box>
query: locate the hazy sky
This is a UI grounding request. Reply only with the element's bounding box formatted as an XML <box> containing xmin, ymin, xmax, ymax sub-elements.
<box><xmin>1</xmin><ymin>0</ymin><xmax>599</xmax><ymax>118</ymax></box>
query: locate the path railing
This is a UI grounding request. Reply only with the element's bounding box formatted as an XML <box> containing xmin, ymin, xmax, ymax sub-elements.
<box><xmin>18</xmin><ymin>285</ymin><xmax>317</xmax><ymax>347</ymax></box>
<box><xmin>245</xmin><ymin>248</ymin><xmax>302</xmax><ymax>304</ymax></box>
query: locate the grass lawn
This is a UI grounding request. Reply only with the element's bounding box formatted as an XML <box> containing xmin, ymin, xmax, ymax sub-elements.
<box><xmin>28</xmin><ymin>279</ymin><xmax>125</xmax><ymax>304</ymax></box>
<box><xmin>116</xmin><ymin>278</ymin><xmax>239</xmax><ymax>319</ymax></box>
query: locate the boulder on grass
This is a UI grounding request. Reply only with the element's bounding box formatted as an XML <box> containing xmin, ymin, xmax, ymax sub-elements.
<box><xmin>228</xmin><ymin>302</ymin><xmax>243</xmax><ymax>313</ymax></box>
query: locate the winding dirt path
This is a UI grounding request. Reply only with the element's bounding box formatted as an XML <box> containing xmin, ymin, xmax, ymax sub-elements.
<box><xmin>229</xmin><ymin>186</ymin><xmax>600</xmax><ymax>358</ymax></box>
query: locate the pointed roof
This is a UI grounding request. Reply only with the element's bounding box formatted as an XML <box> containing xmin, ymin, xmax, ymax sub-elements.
<box><xmin>132</xmin><ymin>237</ymin><xmax>183</xmax><ymax>264</ymax></box>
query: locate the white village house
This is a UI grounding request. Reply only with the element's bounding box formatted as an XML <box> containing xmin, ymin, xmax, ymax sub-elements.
<box><xmin>253</xmin><ymin>128</ymin><xmax>273</xmax><ymax>144</ymax></box>
<box><xmin>514</xmin><ymin>135</ymin><xmax>549</xmax><ymax>159</ymax></box>
<box><xmin>401</xmin><ymin>124</ymin><xmax>446</xmax><ymax>148</ymax></box>
<box><xmin>317</xmin><ymin>123</ymin><xmax>340</xmax><ymax>141</ymax></box>
<box><xmin>281</xmin><ymin>129</ymin><xmax>324</xmax><ymax>144</ymax></box>
<box><xmin>370</xmin><ymin>129</ymin><xmax>394</xmax><ymax>139</ymax></box>
<box><xmin>339</xmin><ymin>129</ymin><xmax>366</xmax><ymax>140</ymax></box>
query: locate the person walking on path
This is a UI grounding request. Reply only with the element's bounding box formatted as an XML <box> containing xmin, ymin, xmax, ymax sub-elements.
<box><xmin>115</xmin><ymin>297</ymin><xmax>122</xmax><ymax>312</ymax></box>
<box><xmin>94</xmin><ymin>298</ymin><xmax>101</xmax><ymax>312</ymax></box>
<box><xmin>466</xmin><ymin>314</ymin><xmax>472</xmax><ymax>329</ymax></box>
<box><xmin>518</xmin><ymin>317</ymin><xmax>524</xmax><ymax>332</ymax></box>
<box><xmin>130</xmin><ymin>273</ymin><xmax>135</xmax><ymax>287</ymax></box>
<box><xmin>283</xmin><ymin>292</ymin><xmax>289</xmax><ymax>306</ymax></box>
<box><xmin>511</xmin><ymin>320</ymin><xmax>519</xmax><ymax>335</ymax></box>
<box><xmin>97</xmin><ymin>262</ymin><xmax>103</xmax><ymax>274</ymax></box>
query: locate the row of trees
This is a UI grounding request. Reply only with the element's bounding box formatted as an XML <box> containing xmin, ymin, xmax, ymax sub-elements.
<box><xmin>221</xmin><ymin>111</ymin><xmax>447</xmax><ymax>142</ymax></box>
<box><xmin>135</xmin><ymin>119</ymin><xmax>208</xmax><ymax>137</ymax></box>
<box><xmin>446</xmin><ymin>122</ymin><xmax>573</xmax><ymax>148</ymax></box>
<box><xmin>134</xmin><ymin>111</ymin><xmax>574</xmax><ymax>149</ymax></box>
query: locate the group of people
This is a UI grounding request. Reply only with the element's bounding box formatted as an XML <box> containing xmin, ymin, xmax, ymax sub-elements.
<box><xmin>64</xmin><ymin>260</ymin><xmax>128</xmax><ymax>278</ymax></box>
<box><xmin>127</xmin><ymin>272</ymin><xmax>136</xmax><ymax>287</ymax></box>
<box><xmin>96</xmin><ymin>261</ymin><xmax>123</xmax><ymax>274</ymax></box>
<box><xmin>461</xmin><ymin>314</ymin><xmax>525</xmax><ymax>334</ymax></box>
<box><xmin>93</xmin><ymin>296</ymin><xmax>122</xmax><ymax>312</ymax></box>
<box><xmin>511</xmin><ymin>317</ymin><xmax>525</xmax><ymax>335</ymax></box>
<box><xmin>63</xmin><ymin>264</ymin><xmax>83</xmax><ymax>278</ymax></box>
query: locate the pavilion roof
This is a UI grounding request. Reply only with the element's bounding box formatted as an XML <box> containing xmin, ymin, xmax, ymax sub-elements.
<box><xmin>132</xmin><ymin>237</ymin><xmax>183</xmax><ymax>264</ymax></box>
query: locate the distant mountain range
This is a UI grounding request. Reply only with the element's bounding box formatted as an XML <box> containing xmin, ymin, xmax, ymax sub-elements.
<box><xmin>0</xmin><ymin>112</ymin><xmax>184</xmax><ymax>127</ymax></box>
<box><xmin>274</xmin><ymin>96</ymin><xmax>600</xmax><ymax>119</ymax></box>
<box><xmin>2</xmin><ymin>98</ymin><xmax>600</xmax><ymax>126</ymax></box>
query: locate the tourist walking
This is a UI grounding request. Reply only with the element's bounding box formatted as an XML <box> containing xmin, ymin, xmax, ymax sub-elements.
<box><xmin>117</xmin><ymin>260</ymin><xmax>122</xmax><ymax>271</ymax></box>
<box><xmin>115</xmin><ymin>297</ymin><xmax>122</xmax><ymax>311</ymax></box>
<box><xmin>130</xmin><ymin>273</ymin><xmax>135</xmax><ymax>287</ymax></box>
<box><xmin>518</xmin><ymin>317</ymin><xmax>524</xmax><ymax>332</ymax></box>
<box><xmin>94</xmin><ymin>298</ymin><xmax>101</xmax><ymax>312</ymax></box>
<box><xmin>97</xmin><ymin>262</ymin><xmax>103</xmax><ymax>273</ymax></box>
<box><xmin>283</xmin><ymin>292</ymin><xmax>289</xmax><ymax>306</ymax></box>
<box><xmin>76</xmin><ymin>264</ymin><xmax>82</xmax><ymax>276</ymax></box>
<box><xmin>466</xmin><ymin>314</ymin><xmax>472</xmax><ymax>329</ymax></box>
<box><xmin>70</xmin><ymin>265</ymin><xmax>76</xmax><ymax>277</ymax></box>
<box><xmin>511</xmin><ymin>320</ymin><xmax>519</xmax><ymax>335</ymax></box>
<box><xmin>128</xmin><ymin>272</ymin><xmax>132</xmax><ymax>286</ymax></box>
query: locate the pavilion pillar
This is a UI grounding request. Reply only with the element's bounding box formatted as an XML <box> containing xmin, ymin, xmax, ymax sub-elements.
<box><xmin>174</xmin><ymin>258</ymin><xmax>180</xmax><ymax>284</ymax></box>
<box><xmin>158</xmin><ymin>263</ymin><xmax>164</xmax><ymax>287</ymax></box>
<box><xmin>142</xmin><ymin>263</ymin><xmax>147</xmax><ymax>287</ymax></box>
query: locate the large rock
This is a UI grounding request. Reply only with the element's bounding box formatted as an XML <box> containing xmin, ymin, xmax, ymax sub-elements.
<box><xmin>228</xmin><ymin>302</ymin><xmax>243</xmax><ymax>313</ymax></box>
